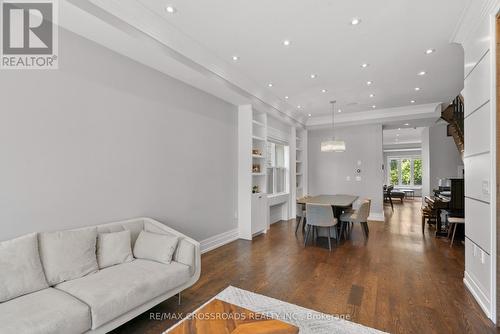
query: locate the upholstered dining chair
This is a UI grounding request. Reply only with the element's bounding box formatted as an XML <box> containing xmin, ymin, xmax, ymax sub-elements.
<box><xmin>339</xmin><ymin>199</ymin><xmax>371</xmax><ymax>241</ymax></box>
<box><xmin>304</xmin><ymin>203</ymin><xmax>338</xmax><ymax>251</ymax></box>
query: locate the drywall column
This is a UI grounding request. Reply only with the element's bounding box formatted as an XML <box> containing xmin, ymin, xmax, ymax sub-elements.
<box><xmin>453</xmin><ymin>3</ymin><xmax>497</xmax><ymax>321</ymax></box>
<box><xmin>238</xmin><ymin>105</ymin><xmax>253</xmax><ymax>240</ymax></box>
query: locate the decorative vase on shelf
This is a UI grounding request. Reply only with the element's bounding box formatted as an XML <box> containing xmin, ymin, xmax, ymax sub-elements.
<box><xmin>252</xmin><ymin>185</ymin><xmax>259</xmax><ymax>194</ymax></box>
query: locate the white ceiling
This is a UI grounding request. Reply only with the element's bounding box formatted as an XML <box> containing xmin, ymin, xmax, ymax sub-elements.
<box><xmin>383</xmin><ymin>127</ymin><xmax>424</xmax><ymax>145</ymax></box>
<box><xmin>135</xmin><ymin>0</ymin><xmax>466</xmax><ymax>119</ymax></box>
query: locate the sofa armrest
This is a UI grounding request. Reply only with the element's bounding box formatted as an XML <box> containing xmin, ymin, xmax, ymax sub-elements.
<box><xmin>142</xmin><ymin>218</ymin><xmax>201</xmax><ymax>278</ymax></box>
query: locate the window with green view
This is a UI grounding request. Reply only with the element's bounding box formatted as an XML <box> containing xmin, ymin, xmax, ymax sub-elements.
<box><xmin>387</xmin><ymin>157</ymin><xmax>422</xmax><ymax>187</ymax></box>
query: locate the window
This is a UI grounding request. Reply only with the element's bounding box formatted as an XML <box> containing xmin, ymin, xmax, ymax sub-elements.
<box><xmin>387</xmin><ymin>157</ymin><xmax>422</xmax><ymax>187</ymax></box>
<box><xmin>267</xmin><ymin>142</ymin><xmax>289</xmax><ymax>194</ymax></box>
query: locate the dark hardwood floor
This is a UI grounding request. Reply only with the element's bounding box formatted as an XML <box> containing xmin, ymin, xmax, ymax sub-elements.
<box><xmin>113</xmin><ymin>200</ymin><xmax>497</xmax><ymax>334</ymax></box>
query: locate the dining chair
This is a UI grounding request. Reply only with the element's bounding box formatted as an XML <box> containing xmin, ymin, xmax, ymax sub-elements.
<box><xmin>339</xmin><ymin>199</ymin><xmax>371</xmax><ymax>241</ymax></box>
<box><xmin>304</xmin><ymin>203</ymin><xmax>338</xmax><ymax>251</ymax></box>
<box><xmin>384</xmin><ymin>185</ymin><xmax>394</xmax><ymax>211</ymax></box>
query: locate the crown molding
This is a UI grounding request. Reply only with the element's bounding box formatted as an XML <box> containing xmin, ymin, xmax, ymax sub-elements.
<box><xmin>306</xmin><ymin>103</ymin><xmax>441</xmax><ymax>129</ymax></box>
<box><xmin>451</xmin><ymin>0</ymin><xmax>500</xmax><ymax>44</ymax></box>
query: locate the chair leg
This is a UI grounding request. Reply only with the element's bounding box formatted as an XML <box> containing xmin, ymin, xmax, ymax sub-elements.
<box><xmin>389</xmin><ymin>197</ymin><xmax>394</xmax><ymax>211</ymax></box>
<box><xmin>295</xmin><ymin>216</ymin><xmax>303</xmax><ymax>234</ymax></box>
<box><xmin>304</xmin><ymin>225</ymin><xmax>311</xmax><ymax>247</ymax></box>
<box><xmin>327</xmin><ymin>227</ymin><xmax>332</xmax><ymax>252</ymax></box>
<box><xmin>450</xmin><ymin>223</ymin><xmax>458</xmax><ymax>247</ymax></box>
<box><xmin>339</xmin><ymin>222</ymin><xmax>345</xmax><ymax>241</ymax></box>
<box><xmin>422</xmin><ymin>215</ymin><xmax>425</xmax><ymax>234</ymax></box>
<box><xmin>361</xmin><ymin>223</ymin><xmax>368</xmax><ymax>240</ymax></box>
<box><xmin>447</xmin><ymin>222</ymin><xmax>453</xmax><ymax>239</ymax></box>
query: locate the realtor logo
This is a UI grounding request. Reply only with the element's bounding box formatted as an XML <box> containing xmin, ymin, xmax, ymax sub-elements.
<box><xmin>1</xmin><ymin>0</ymin><xmax>58</xmax><ymax>69</ymax></box>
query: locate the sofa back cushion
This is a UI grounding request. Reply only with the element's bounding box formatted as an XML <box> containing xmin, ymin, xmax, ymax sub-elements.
<box><xmin>97</xmin><ymin>230</ymin><xmax>134</xmax><ymax>269</ymax></box>
<box><xmin>39</xmin><ymin>227</ymin><xmax>98</xmax><ymax>286</ymax></box>
<box><xmin>0</xmin><ymin>233</ymin><xmax>49</xmax><ymax>302</ymax></box>
<box><xmin>133</xmin><ymin>231</ymin><xmax>178</xmax><ymax>265</ymax></box>
<box><xmin>96</xmin><ymin>219</ymin><xmax>144</xmax><ymax>249</ymax></box>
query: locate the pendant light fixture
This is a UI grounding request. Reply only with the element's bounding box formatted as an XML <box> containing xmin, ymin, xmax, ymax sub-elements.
<box><xmin>321</xmin><ymin>100</ymin><xmax>346</xmax><ymax>152</ymax></box>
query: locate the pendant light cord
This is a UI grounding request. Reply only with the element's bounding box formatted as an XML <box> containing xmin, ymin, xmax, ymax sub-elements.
<box><xmin>330</xmin><ymin>100</ymin><xmax>336</xmax><ymax>140</ymax></box>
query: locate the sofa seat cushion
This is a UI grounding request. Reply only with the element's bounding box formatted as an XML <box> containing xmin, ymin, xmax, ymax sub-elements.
<box><xmin>0</xmin><ymin>288</ymin><xmax>91</xmax><ymax>334</ymax></box>
<box><xmin>55</xmin><ymin>259</ymin><xmax>191</xmax><ymax>329</ymax></box>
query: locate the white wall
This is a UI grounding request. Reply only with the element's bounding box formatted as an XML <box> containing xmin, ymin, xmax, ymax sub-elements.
<box><xmin>0</xmin><ymin>29</ymin><xmax>238</xmax><ymax>241</ymax></box>
<box><xmin>453</xmin><ymin>3</ymin><xmax>497</xmax><ymax>320</ymax></box>
<box><xmin>429</xmin><ymin>124</ymin><xmax>464</xmax><ymax>190</ymax></box>
<box><xmin>308</xmin><ymin>124</ymin><xmax>384</xmax><ymax>220</ymax></box>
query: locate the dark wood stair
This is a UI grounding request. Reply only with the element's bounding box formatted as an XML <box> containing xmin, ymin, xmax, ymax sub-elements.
<box><xmin>441</xmin><ymin>95</ymin><xmax>464</xmax><ymax>159</ymax></box>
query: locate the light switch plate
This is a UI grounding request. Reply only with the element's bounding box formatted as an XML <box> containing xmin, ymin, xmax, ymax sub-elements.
<box><xmin>482</xmin><ymin>180</ymin><xmax>490</xmax><ymax>195</ymax></box>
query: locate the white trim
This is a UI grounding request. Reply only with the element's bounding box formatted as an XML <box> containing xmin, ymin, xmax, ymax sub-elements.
<box><xmin>383</xmin><ymin>148</ymin><xmax>422</xmax><ymax>153</ymax></box>
<box><xmin>489</xmin><ymin>7</ymin><xmax>498</xmax><ymax>322</ymax></box>
<box><xmin>368</xmin><ymin>212</ymin><xmax>385</xmax><ymax>222</ymax></box>
<box><xmin>451</xmin><ymin>0</ymin><xmax>500</xmax><ymax>44</ymax></box>
<box><xmin>464</xmin><ymin>271</ymin><xmax>492</xmax><ymax>319</ymax></box>
<box><xmin>200</xmin><ymin>228</ymin><xmax>239</xmax><ymax>254</ymax></box>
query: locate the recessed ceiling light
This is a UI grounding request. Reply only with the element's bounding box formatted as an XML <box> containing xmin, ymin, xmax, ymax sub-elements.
<box><xmin>404</xmin><ymin>123</ymin><xmax>410</xmax><ymax>126</ymax></box>
<box><xmin>165</xmin><ymin>5</ymin><xmax>177</xmax><ymax>14</ymax></box>
<box><xmin>398</xmin><ymin>128</ymin><xmax>401</xmax><ymax>130</ymax></box>
<box><xmin>414</xmin><ymin>87</ymin><xmax>420</xmax><ymax>91</ymax></box>
<box><xmin>232</xmin><ymin>56</ymin><xmax>239</xmax><ymax>61</ymax></box>
<box><xmin>425</xmin><ymin>48</ymin><xmax>435</xmax><ymax>55</ymax></box>
<box><xmin>284</xmin><ymin>96</ymin><xmax>289</xmax><ymax>99</ymax></box>
<box><xmin>321</xmin><ymin>89</ymin><xmax>327</xmax><ymax>93</ymax></box>
<box><xmin>297</xmin><ymin>105</ymin><xmax>301</xmax><ymax>109</ymax></box>
<box><xmin>372</xmin><ymin>105</ymin><xmax>376</xmax><ymax>109</ymax></box>
<box><xmin>369</xmin><ymin>93</ymin><xmax>375</xmax><ymax>98</ymax></box>
<box><xmin>418</xmin><ymin>71</ymin><xmax>426</xmax><ymax>76</ymax></box>
<box><xmin>397</xmin><ymin>134</ymin><xmax>400</xmax><ymax>136</ymax></box>
<box><xmin>338</xmin><ymin>109</ymin><xmax>342</xmax><ymax>113</ymax></box>
<box><xmin>361</xmin><ymin>63</ymin><xmax>369</xmax><ymax>68</ymax></box>
<box><xmin>351</xmin><ymin>18</ymin><xmax>361</xmax><ymax>25</ymax></box>
<box><xmin>268</xmin><ymin>83</ymin><xmax>273</xmax><ymax>87</ymax></box>
<box><xmin>283</xmin><ymin>40</ymin><xmax>291</xmax><ymax>46</ymax></box>
<box><xmin>410</xmin><ymin>100</ymin><xmax>415</xmax><ymax>103</ymax></box>
<box><xmin>366</xmin><ymin>81</ymin><xmax>373</xmax><ymax>85</ymax></box>
<box><xmin>310</xmin><ymin>74</ymin><xmax>317</xmax><ymax>79</ymax></box>
<box><xmin>308</xmin><ymin>113</ymin><xmax>312</xmax><ymax>117</ymax></box>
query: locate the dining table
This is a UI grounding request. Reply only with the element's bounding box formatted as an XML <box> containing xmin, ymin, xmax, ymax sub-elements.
<box><xmin>296</xmin><ymin>194</ymin><xmax>359</xmax><ymax>238</ymax></box>
<box><xmin>297</xmin><ymin>194</ymin><xmax>359</xmax><ymax>209</ymax></box>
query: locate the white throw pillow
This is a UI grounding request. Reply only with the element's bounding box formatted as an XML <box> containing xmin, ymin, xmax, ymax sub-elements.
<box><xmin>133</xmin><ymin>230</ymin><xmax>179</xmax><ymax>265</ymax></box>
<box><xmin>38</xmin><ymin>227</ymin><xmax>98</xmax><ymax>286</ymax></box>
<box><xmin>97</xmin><ymin>230</ymin><xmax>134</xmax><ymax>269</ymax></box>
<box><xmin>0</xmin><ymin>233</ymin><xmax>49</xmax><ymax>302</ymax></box>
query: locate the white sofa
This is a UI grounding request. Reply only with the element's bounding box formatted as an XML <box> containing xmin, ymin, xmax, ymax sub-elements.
<box><xmin>0</xmin><ymin>218</ymin><xmax>201</xmax><ymax>334</ymax></box>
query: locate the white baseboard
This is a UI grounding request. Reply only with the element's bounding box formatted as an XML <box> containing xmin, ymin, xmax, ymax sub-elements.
<box><xmin>463</xmin><ymin>271</ymin><xmax>491</xmax><ymax>319</ymax></box>
<box><xmin>200</xmin><ymin>228</ymin><xmax>239</xmax><ymax>254</ymax></box>
<box><xmin>368</xmin><ymin>212</ymin><xmax>384</xmax><ymax>222</ymax></box>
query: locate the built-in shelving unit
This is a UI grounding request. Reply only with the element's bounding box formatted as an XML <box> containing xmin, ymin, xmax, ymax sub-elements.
<box><xmin>251</xmin><ymin>111</ymin><xmax>267</xmax><ymax>196</ymax></box>
<box><xmin>295</xmin><ymin>133</ymin><xmax>305</xmax><ymax>198</ymax></box>
<box><xmin>238</xmin><ymin>105</ymin><xmax>269</xmax><ymax>240</ymax></box>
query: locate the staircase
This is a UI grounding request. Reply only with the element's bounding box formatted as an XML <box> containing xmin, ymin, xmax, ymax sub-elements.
<box><xmin>441</xmin><ymin>95</ymin><xmax>464</xmax><ymax>158</ymax></box>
